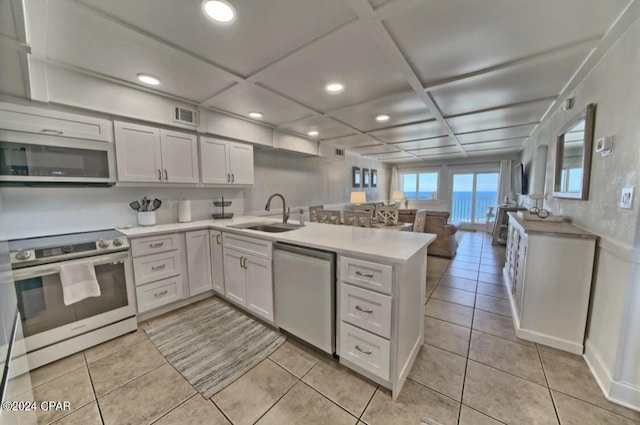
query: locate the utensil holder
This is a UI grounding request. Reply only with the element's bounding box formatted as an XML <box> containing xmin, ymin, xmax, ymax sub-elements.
<box><xmin>137</xmin><ymin>211</ymin><xmax>157</xmax><ymax>226</ymax></box>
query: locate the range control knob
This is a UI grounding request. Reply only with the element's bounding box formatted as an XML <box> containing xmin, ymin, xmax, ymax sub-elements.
<box><xmin>113</xmin><ymin>238</ymin><xmax>125</xmax><ymax>247</ymax></box>
<box><xmin>15</xmin><ymin>250</ymin><xmax>31</xmax><ymax>260</ymax></box>
<box><xmin>98</xmin><ymin>240</ymin><xmax>111</xmax><ymax>248</ymax></box>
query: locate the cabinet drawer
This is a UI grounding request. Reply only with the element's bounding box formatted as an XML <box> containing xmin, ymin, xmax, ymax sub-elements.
<box><xmin>340</xmin><ymin>256</ymin><xmax>392</xmax><ymax>294</ymax></box>
<box><xmin>133</xmin><ymin>250</ymin><xmax>182</xmax><ymax>285</ymax></box>
<box><xmin>340</xmin><ymin>283</ymin><xmax>392</xmax><ymax>339</ymax></box>
<box><xmin>339</xmin><ymin>322</ymin><xmax>390</xmax><ymax>381</ymax></box>
<box><xmin>131</xmin><ymin>234</ymin><xmax>181</xmax><ymax>257</ymax></box>
<box><xmin>223</xmin><ymin>233</ymin><xmax>272</xmax><ymax>259</ymax></box>
<box><xmin>136</xmin><ymin>277</ymin><xmax>184</xmax><ymax>313</ymax></box>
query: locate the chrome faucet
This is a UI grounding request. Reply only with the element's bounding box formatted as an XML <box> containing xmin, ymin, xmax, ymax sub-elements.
<box><xmin>265</xmin><ymin>193</ymin><xmax>290</xmax><ymax>224</ymax></box>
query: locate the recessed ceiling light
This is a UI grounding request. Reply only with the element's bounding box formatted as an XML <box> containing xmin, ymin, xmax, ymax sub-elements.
<box><xmin>202</xmin><ymin>0</ymin><xmax>236</xmax><ymax>23</ymax></box>
<box><xmin>308</xmin><ymin>130</ymin><xmax>319</xmax><ymax>137</ymax></box>
<box><xmin>248</xmin><ymin>111</ymin><xmax>263</xmax><ymax>119</ymax></box>
<box><xmin>376</xmin><ymin>114</ymin><xmax>390</xmax><ymax>122</ymax></box>
<box><xmin>325</xmin><ymin>82</ymin><xmax>344</xmax><ymax>93</ymax></box>
<box><xmin>137</xmin><ymin>73</ymin><xmax>161</xmax><ymax>86</ymax></box>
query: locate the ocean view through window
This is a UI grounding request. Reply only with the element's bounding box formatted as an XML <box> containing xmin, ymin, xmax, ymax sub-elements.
<box><xmin>402</xmin><ymin>172</ymin><xmax>438</xmax><ymax>200</ymax></box>
<box><xmin>451</xmin><ymin>173</ymin><xmax>499</xmax><ymax>223</ymax></box>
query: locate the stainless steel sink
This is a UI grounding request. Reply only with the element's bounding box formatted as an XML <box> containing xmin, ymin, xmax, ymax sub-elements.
<box><xmin>229</xmin><ymin>222</ymin><xmax>304</xmax><ymax>233</ymax></box>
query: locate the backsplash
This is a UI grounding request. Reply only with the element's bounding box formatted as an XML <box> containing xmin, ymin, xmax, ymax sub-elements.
<box><xmin>0</xmin><ymin>186</ymin><xmax>244</xmax><ymax>239</ymax></box>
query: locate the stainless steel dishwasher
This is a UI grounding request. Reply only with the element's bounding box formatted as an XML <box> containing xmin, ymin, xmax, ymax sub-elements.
<box><xmin>273</xmin><ymin>242</ymin><xmax>335</xmax><ymax>354</ymax></box>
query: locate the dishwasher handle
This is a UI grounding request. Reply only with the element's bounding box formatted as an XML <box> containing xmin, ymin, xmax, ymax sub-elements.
<box><xmin>273</xmin><ymin>242</ymin><xmax>335</xmax><ymax>262</ymax></box>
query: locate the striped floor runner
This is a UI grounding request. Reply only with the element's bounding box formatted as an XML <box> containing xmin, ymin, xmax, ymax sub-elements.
<box><xmin>146</xmin><ymin>297</ymin><xmax>285</xmax><ymax>398</ymax></box>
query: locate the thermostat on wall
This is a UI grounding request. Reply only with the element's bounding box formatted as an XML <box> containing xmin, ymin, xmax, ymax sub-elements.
<box><xmin>595</xmin><ymin>137</ymin><xmax>613</xmax><ymax>157</ymax></box>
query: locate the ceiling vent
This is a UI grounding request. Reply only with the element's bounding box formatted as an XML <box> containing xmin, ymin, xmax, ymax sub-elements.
<box><xmin>174</xmin><ymin>107</ymin><xmax>198</xmax><ymax>126</ymax></box>
<box><xmin>334</xmin><ymin>147</ymin><xmax>345</xmax><ymax>159</ymax></box>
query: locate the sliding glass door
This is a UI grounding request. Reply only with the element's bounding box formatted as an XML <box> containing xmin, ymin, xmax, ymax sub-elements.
<box><xmin>451</xmin><ymin>172</ymin><xmax>499</xmax><ymax>224</ymax></box>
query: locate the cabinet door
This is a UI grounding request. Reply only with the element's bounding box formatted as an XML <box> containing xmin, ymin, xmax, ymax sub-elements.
<box><xmin>160</xmin><ymin>130</ymin><xmax>199</xmax><ymax>183</ymax></box>
<box><xmin>245</xmin><ymin>255</ymin><xmax>273</xmax><ymax>322</ymax></box>
<box><xmin>228</xmin><ymin>142</ymin><xmax>254</xmax><ymax>185</ymax></box>
<box><xmin>185</xmin><ymin>230</ymin><xmax>213</xmax><ymax>296</ymax></box>
<box><xmin>513</xmin><ymin>237</ymin><xmax>527</xmax><ymax>318</ymax></box>
<box><xmin>114</xmin><ymin>121</ymin><xmax>162</xmax><ymax>182</ymax></box>
<box><xmin>210</xmin><ymin>230</ymin><xmax>225</xmax><ymax>295</ymax></box>
<box><xmin>200</xmin><ymin>137</ymin><xmax>230</xmax><ymax>184</ymax></box>
<box><xmin>223</xmin><ymin>248</ymin><xmax>246</xmax><ymax>305</ymax></box>
<box><xmin>0</xmin><ymin>102</ymin><xmax>112</xmax><ymax>141</ymax></box>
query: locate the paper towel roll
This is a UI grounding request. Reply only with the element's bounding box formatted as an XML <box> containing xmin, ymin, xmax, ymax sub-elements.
<box><xmin>178</xmin><ymin>200</ymin><xmax>192</xmax><ymax>223</ymax></box>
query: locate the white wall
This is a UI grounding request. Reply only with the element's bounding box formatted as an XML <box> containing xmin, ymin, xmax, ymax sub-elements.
<box><xmin>520</xmin><ymin>15</ymin><xmax>640</xmax><ymax>410</ymax></box>
<box><xmin>1</xmin><ymin>186</ymin><xmax>244</xmax><ymax>240</ymax></box>
<box><xmin>244</xmin><ymin>149</ymin><xmax>389</xmax><ymax>217</ymax></box>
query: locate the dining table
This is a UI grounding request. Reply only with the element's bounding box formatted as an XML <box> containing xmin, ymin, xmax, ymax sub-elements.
<box><xmin>370</xmin><ymin>222</ymin><xmax>413</xmax><ymax>232</ymax></box>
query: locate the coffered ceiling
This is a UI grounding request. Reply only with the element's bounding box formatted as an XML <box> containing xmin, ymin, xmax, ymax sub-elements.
<box><xmin>4</xmin><ymin>0</ymin><xmax>635</xmax><ymax>163</ymax></box>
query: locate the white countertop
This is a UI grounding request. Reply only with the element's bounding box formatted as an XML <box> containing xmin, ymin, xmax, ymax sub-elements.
<box><xmin>507</xmin><ymin>212</ymin><xmax>598</xmax><ymax>239</ymax></box>
<box><xmin>118</xmin><ymin>216</ymin><xmax>436</xmax><ymax>264</ymax></box>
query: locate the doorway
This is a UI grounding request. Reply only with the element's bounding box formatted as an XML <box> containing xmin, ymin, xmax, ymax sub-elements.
<box><xmin>451</xmin><ymin>172</ymin><xmax>499</xmax><ymax>226</ymax></box>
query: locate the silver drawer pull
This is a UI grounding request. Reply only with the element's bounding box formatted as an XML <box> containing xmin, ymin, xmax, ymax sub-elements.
<box><xmin>151</xmin><ymin>264</ymin><xmax>166</xmax><ymax>271</ymax></box>
<box><xmin>355</xmin><ymin>345</ymin><xmax>372</xmax><ymax>355</ymax></box>
<box><xmin>355</xmin><ymin>305</ymin><xmax>373</xmax><ymax>314</ymax></box>
<box><xmin>41</xmin><ymin>129</ymin><xmax>63</xmax><ymax>135</ymax></box>
<box><xmin>154</xmin><ymin>290</ymin><xmax>168</xmax><ymax>297</ymax></box>
<box><xmin>149</xmin><ymin>242</ymin><xmax>164</xmax><ymax>248</ymax></box>
<box><xmin>355</xmin><ymin>271</ymin><xmax>374</xmax><ymax>278</ymax></box>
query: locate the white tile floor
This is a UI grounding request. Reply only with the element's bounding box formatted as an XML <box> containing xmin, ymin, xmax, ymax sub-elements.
<box><xmin>9</xmin><ymin>231</ymin><xmax>640</xmax><ymax>424</ymax></box>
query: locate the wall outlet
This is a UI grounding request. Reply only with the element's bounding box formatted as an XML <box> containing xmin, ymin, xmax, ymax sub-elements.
<box><xmin>620</xmin><ymin>187</ymin><xmax>634</xmax><ymax>209</ymax></box>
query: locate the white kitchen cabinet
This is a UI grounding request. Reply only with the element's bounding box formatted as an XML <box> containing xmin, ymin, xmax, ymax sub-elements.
<box><xmin>210</xmin><ymin>230</ymin><xmax>225</xmax><ymax>295</ymax></box>
<box><xmin>114</xmin><ymin>121</ymin><xmax>198</xmax><ymax>184</ymax></box>
<box><xmin>504</xmin><ymin>213</ymin><xmax>597</xmax><ymax>354</ymax></box>
<box><xmin>200</xmin><ymin>136</ymin><xmax>254</xmax><ymax>185</ymax></box>
<box><xmin>222</xmin><ymin>233</ymin><xmax>273</xmax><ymax>322</ymax></box>
<box><xmin>0</xmin><ymin>102</ymin><xmax>112</xmax><ymax>141</ymax></box>
<box><xmin>185</xmin><ymin>230</ymin><xmax>213</xmax><ymax>296</ymax></box>
<box><xmin>131</xmin><ymin>232</ymin><xmax>187</xmax><ymax>314</ymax></box>
<box><xmin>244</xmin><ymin>255</ymin><xmax>273</xmax><ymax>321</ymax></box>
<box><xmin>223</xmin><ymin>248</ymin><xmax>247</xmax><ymax>305</ymax></box>
<box><xmin>336</xmin><ymin>251</ymin><xmax>426</xmax><ymax>401</ymax></box>
<box><xmin>161</xmin><ymin>130</ymin><xmax>199</xmax><ymax>183</ymax></box>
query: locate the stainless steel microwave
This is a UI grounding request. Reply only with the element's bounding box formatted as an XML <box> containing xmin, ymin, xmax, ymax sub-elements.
<box><xmin>0</xmin><ymin>130</ymin><xmax>116</xmax><ymax>186</ymax></box>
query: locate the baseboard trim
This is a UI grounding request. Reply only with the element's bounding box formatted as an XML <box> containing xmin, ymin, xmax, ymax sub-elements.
<box><xmin>584</xmin><ymin>339</ymin><xmax>640</xmax><ymax>412</ymax></box>
<box><xmin>584</xmin><ymin>339</ymin><xmax>614</xmax><ymax>395</ymax></box>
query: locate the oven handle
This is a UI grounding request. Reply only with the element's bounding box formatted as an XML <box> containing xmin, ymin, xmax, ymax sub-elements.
<box><xmin>12</xmin><ymin>251</ymin><xmax>130</xmax><ymax>280</ymax></box>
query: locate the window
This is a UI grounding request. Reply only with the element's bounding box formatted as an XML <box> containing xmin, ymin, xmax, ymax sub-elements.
<box><xmin>402</xmin><ymin>172</ymin><xmax>438</xmax><ymax>200</ymax></box>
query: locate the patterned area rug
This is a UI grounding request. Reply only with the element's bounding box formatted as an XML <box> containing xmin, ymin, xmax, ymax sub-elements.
<box><xmin>145</xmin><ymin>297</ymin><xmax>285</xmax><ymax>398</ymax></box>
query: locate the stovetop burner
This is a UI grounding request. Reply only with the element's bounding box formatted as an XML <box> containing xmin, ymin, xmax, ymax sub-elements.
<box><xmin>9</xmin><ymin>229</ymin><xmax>129</xmax><ymax>268</ymax></box>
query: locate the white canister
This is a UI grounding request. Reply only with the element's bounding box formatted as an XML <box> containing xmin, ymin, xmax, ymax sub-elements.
<box><xmin>137</xmin><ymin>211</ymin><xmax>157</xmax><ymax>226</ymax></box>
<box><xmin>178</xmin><ymin>199</ymin><xmax>192</xmax><ymax>223</ymax></box>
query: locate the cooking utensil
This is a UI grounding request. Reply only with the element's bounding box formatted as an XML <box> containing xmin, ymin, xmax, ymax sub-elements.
<box><xmin>142</xmin><ymin>197</ymin><xmax>149</xmax><ymax>212</ymax></box>
<box><xmin>129</xmin><ymin>201</ymin><xmax>141</xmax><ymax>211</ymax></box>
<box><xmin>152</xmin><ymin>199</ymin><xmax>162</xmax><ymax>211</ymax></box>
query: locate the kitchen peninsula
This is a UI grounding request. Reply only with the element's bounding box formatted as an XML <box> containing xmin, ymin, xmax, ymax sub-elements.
<box><xmin>119</xmin><ymin>216</ymin><xmax>435</xmax><ymax>400</ymax></box>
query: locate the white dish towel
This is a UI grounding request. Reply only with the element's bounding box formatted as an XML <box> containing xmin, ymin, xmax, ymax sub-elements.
<box><xmin>59</xmin><ymin>260</ymin><xmax>101</xmax><ymax>306</ymax></box>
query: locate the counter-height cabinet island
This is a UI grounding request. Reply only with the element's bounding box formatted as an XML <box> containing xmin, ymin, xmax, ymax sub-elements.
<box><xmin>120</xmin><ymin>216</ymin><xmax>435</xmax><ymax>400</ymax></box>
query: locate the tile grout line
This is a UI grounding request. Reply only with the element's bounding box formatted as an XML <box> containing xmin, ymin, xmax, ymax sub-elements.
<box><xmin>357</xmin><ymin>384</ymin><xmax>380</xmax><ymax>423</ymax></box>
<box><xmin>535</xmin><ymin>343</ymin><xmax>562</xmax><ymax>425</ymax></box>
<box><xmin>148</xmin><ymin>393</ymin><xmax>200</xmax><ymax>425</ymax></box>
<box><xmin>81</xmin><ymin>351</ymin><xmax>107</xmax><ymax>425</ymax></box>
<box><xmin>454</xmin><ymin>234</ymin><xmax>483</xmax><ymax>425</ymax></box>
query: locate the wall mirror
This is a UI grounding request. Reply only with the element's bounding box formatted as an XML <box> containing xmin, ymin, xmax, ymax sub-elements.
<box><xmin>553</xmin><ymin>103</ymin><xmax>595</xmax><ymax>200</ymax></box>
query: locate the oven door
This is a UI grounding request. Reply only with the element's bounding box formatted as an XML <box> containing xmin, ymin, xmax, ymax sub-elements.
<box><xmin>11</xmin><ymin>251</ymin><xmax>135</xmax><ymax>353</ymax></box>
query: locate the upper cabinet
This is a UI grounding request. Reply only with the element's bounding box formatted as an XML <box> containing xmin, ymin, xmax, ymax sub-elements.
<box><xmin>0</xmin><ymin>102</ymin><xmax>112</xmax><ymax>141</ymax></box>
<box><xmin>114</xmin><ymin>121</ymin><xmax>198</xmax><ymax>184</ymax></box>
<box><xmin>200</xmin><ymin>136</ymin><xmax>254</xmax><ymax>185</ymax></box>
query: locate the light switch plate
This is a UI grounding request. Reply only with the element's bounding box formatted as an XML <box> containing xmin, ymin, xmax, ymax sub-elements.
<box><xmin>620</xmin><ymin>187</ymin><xmax>634</xmax><ymax>209</ymax></box>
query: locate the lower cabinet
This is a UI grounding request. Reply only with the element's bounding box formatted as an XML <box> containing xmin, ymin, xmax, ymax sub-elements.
<box><xmin>222</xmin><ymin>233</ymin><xmax>274</xmax><ymax>323</ymax></box>
<box><xmin>132</xmin><ymin>232</ymin><xmax>188</xmax><ymax>314</ymax></box>
<box><xmin>210</xmin><ymin>230</ymin><xmax>225</xmax><ymax>295</ymax></box>
<box><xmin>185</xmin><ymin>230</ymin><xmax>213</xmax><ymax>296</ymax></box>
<box><xmin>504</xmin><ymin>213</ymin><xmax>597</xmax><ymax>353</ymax></box>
